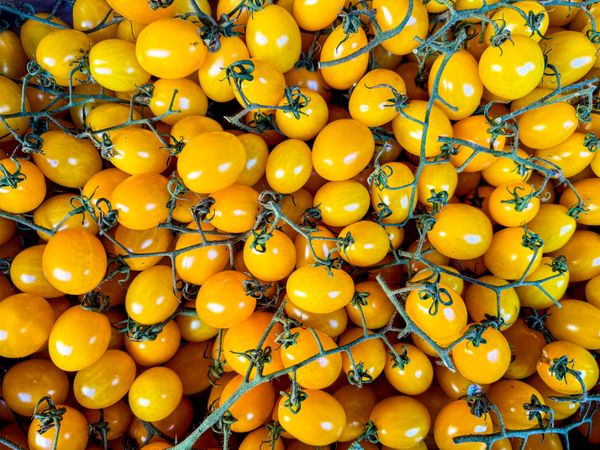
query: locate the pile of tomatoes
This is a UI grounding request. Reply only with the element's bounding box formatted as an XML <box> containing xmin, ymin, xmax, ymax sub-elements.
<box><xmin>1</xmin><ymin>0</ymin><xmax>600</xmax><ymax>449</ymax></box>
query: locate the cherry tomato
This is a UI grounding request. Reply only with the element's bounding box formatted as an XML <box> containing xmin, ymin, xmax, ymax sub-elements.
<box><xmin>294</xmin><ymin>225</ymin><xmax>338</xmax><ymax>268</ymax></box>
<box><xmin>235</xmin><ymin>133</ymin><xmax>268</xmax><ymax>186</ymax></box>
<box><xmin>35</xmin><ymin>29</ymin><xmax>91</xmax><ymax>86</ymax></box>
<box><xmin>0</xmin><ymin>293</ymin><xmax>54</xmax><ymax>358</ymax></box>
<box><xmin>126</xmin><ymin>265</ymin><xmax>180</xmax><ymax>325</ymax></box>
<box><xmin>232</xmin><ymin>59</ymin><xmax>286</xmax><ymax>109</ymax></box>
<box><xmin>0</xmin><ymin>158</ymin><xmax>46</xmax><ymax>213</ymax></box>
<box><xmin>370</xmin><ymin>395</ymin><xmax>430</xmax><ymax>449</ymax></box>
<box><xmin>243</xmin><ymin>229</ymin><xmax>296</xmax><ymax>282</ymax></box>
<box><xmin>73</xmin><ymin>0</ymin><xmax>118</xmax><ymax>41</ymax></box>
<box><xmin>453</xmin><ymin>324</ymin><xmax>511</xmax><ymax>384</ymax></box>
<box><xmin>2</xmin><ymin>359</ymin><xmax>69</xmax><ymax>417</ymax></box>
<box><xmin>113</xmin><ymin>224</ymin><xmax>173</xmax><ymax>271</ymax></box>
<box><xmin>33</xmin><ymin>194</ymin><xmax>99</xmax><ymax>241</ymax></box>
<box><xmin>107</xmin><ymin>0</ymin><xmax>173</xmax><ymax>24</ymax></box>
<box><xmin>339</xmin><ymin>220</ymin><xmax>389</xmax><ymax>267</ymax></box>
<box><xmin>223</xmin><ymin>312</ymin><xmax>284</xmax><ymax>378</ymax></box>
<box><xmin>488</xmin><ymin>182</ymin><xmax>540</xmax><ymax>227</ymax></box>
<box><xmin>519</xmin><ymin>102</ymin><xmax>578</xmax><ymax>149</ymax></box>
<box><xmin>481</xmin><ymin>148</ymin><xmax>532</xmax><ymax>187</ymax></box>
<box><xmin>549</xmin><ymin>230</ymin><xmax>600</xmax><ymax>282</ymax></box>
<box><xmin>220</xmin><ymin>375</ymin><xmax>275</xmax><ymax>432</ymax></box>
<box><xmin>278</xmin><ymin>389</ymin><xmax>346</xmax><ymax>446</ymax></box>
<box><xmin>320</xmin><ymin>25</ymin><xmax>369</xmax><ymax>90</ymax></box>
<box><xmin>434</xmin><ymin>399</ymin><xmax>493</xmax><ymax>450</ymax></box>
<box><xmin>196</xmin><ymin>270</ymin><xmax>255</xmax><ymax>329</ymax></box>
<box><xmin>175</xmin><ymin>222</ymin><xmax>230</xmax><ymax>285</ymax></box>
<box><xmin>428</xmin><ymin>203</ymin><xmax>493</xmax><ymax>260</ymax></box>
<box><xmin>405</xmin><ymin>283</ymin><xmax>468</xmax><ymax>346</ymax></box>
<box><xmin>370</xmin><ymin>162</ymin><xmax>416</xmax><ymax>224</ymax></box>
<box><xmin>434</xmin><ymin>363</ymin><xmax>490</xmax><ymax>400</ymax></box>
<box><xmin>429</xmin><ymin>50</ymin><xmax>483</xmax><ymax>120</ymax></box>
<box><xmin>537</xmin><ymin>340</ymin><xmax>599</xmax><ymax>394</ymax></box>
<box><xmin>488</xmin><ymin>380</ymin><xmax>546</xmax><ymax>430</ymax></box>
<box><xmin>451</xmin><ymin>115</ymin><xmax>506</xmax><ymax>172</ymax></box>
<box><xmin>373</xmin><ymin>0</ymin><xmax>429</xmax><ymax>55</ymax></box>
<box><xmin>164</xmin><ymin>341</ymin><xmax>213</xmax><ymax>395</ymax></box>
<box><xmin>48</xmin><ymin>305</ymin><xmax>111</xmax><ymax>371</ymax></box>
<box><xmin>546</xmin><ymin>299</ymin><xmax>600</xmax><ymax>350</ymax></box>
<box><xmin>536</xmin><ymin>133</ymin><xmax>594</xmax><ymax>178</ymax></box>
<box><xmin>315</xmin><ymin>180</ymin><xmax>370</xmax><ymax>227</ymax></box>
<box><xmin>10</xmin><ymin>245</ymin><xmax>63</xmax><ymax>298</ymax></box>
<box><xmin>483</xmin><ymin>227</ymin><xmax>543</xmax><ymax>281</ymax></box>
<box><xmin>0</xmin><ymin>30</ymin><xmax>27</xmax><ymax>78</ymax></box>
<box><xmin>502</xmin><ymin>319</ymin><xmax>546</xmax><ymax>380</ymax></box>
<box><xmin>73</xmin><ymin>349</ymin><xmax>136</xmax><ymax>409</ymax></box>
<box><xmin>284</xmin><ymin>66</ymin><xmax>332</xmax><ymax>102</ymax></box>
<box><xmin>125</xmin><ymin>320</ymin><xmax>181</xmax><ymax>367</ymax></box>
<box><xmin>333</xmin><ymin>385</ymin><xmax>377</xmax><ymax>442</ymax></box>
<box><xmin>293</xmin><ymin>0</ymin><xmax>344</xmax><ymax>31</ymax></box>
<box><xmin>486</xmin><ymin>1</ymin><xmax>549</xmax><ymax>42</ymax></box>
<box><xmin>275</xmin><ymin>89</ymin><xmax>329</xmax><ymax>141</ymax></box>
<box><xmin>560</xmin><ymin>178</ymin><xmax>600</xmax><ymax>226</ymax></box>
<box><xmin>479</xmin><ymin>36</ymin><xmax>545</xmax><ymax>100</ymax></box>
<box><xmin>340</xmin><ymin>328</ymin><xmax>386</xmax><ymax>380</ymax></box>
<box><xmin>84</xmin><ymin>401</ymin><xmax>133</xmax><ymax>441</ymax></box>
<box><xmin>34</xmin><ymin>130</ymin><xmax>101</xmax><ymax>188</ymax></box>
<box><xmin>246</xmin><ymin>4</ymin><xmax>301</xmax><ymax>73</ymax></box>
<box><xmin>112</xmin><ymin>173</ymin><xmax>171</xmax><ymax>230</ymax></box>
<box><xmin>465</xmin><ymin>275</ymin><xmax>520</xmax><ymax>329</ymax></box>
<box><xmin>135</xmin><ymin>18</ymin><xmax>207</xmax><ymax>79</ymax></box>
<box><xmin>417</xmin><ymin>162</ymin><xmax>458</xmax><ymax>210</ymax></box>
<box><xmin>384</xmin><ymin>343</ymin><xmax>433</xmax><ymax>395</ymax></box>
<box><xmin>266</xmin><ymin>139</ymin><xmax>313</xmax><ymax>193</ymax></box>
<box><xmin>149</xmin><ymin>78</ymin><xmax>208</xmax><ymax>125</ymax></box>
<box><xmin>128</xmin><ymin>367</ymin><xmax>183</xmax><ymax>422</ymax></box>
<box><xmin>540</xmin><ymin>31</ymin><xmax>596</xmax><ymax>88</ymax></box>
<box><xmin>89</xmin><ymin>39</ymin><xmax>150</xmax><ymax>92</ymax></box>
<box><xmin>28</xmin><ymin>404</ymin><xmax>88</xmax><ymax>450</ymax></box>
<box><xmin>515</xmin><ymin>256</ymin><xmax>570</xmax><ymax>309</ymax></box>
<box><xmin>287</xmin><ymin>265</ymin><xmax>354</xmax><ymax>314</ymax></box>
<box><xmin>178</xmin><ymin>131</ymin><xmax>246</xmax><ymax>194</ymax></box>
<box><xmin>392</xmin><ymin>100</ymin><xmax>453</xmax><ymax>158</ymax></box>
<box><xmin>528</xmin><ymin>375</ymin><xmax>579</xmax><ymax>421</ymax></box>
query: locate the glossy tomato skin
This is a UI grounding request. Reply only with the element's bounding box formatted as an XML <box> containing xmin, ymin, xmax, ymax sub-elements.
<box><xmin>89</xmin><ymin>39</ymin><xmax>150</xmax><ymax>92</ymax></box>
<box><xmin>347</xmin><ymin>280</ymin><xmax>396</xmax><ymax>329</ymax></box>
<box><xmin>10</xmin><ymin>245</ymin><xmax>64</xmax><ymax>298</ymax></box>
<box><xmin>479</xmin><ymin>36</ymin><xmax>545</xmax><ymax>100</ymax></box>
<box><xmin>452</xmin><ymin>325</ymin><xmax>511</xmax><ymax>384</ymax></box>
<box><xmin>428</xmin><ymin>203</ymin><xmax>493</xmax><ymax>260</ymax></box>
<box><xmin>196</xmin><ymin>270</ymin><xmax>256</xmax><ymax>329</ymax></box>
<box><xmin>84</xmin><ymin>401</ymin><xmax>133</xmax><ymax>441</ymax></box>
<box><xmin>338</xmin><ymin>220</ymin><xmax>390</xmax><ymax>267</ymax></box>
<box><xmin>125</xmin><ymin>265</ymin><xmax>180</xmax><ymax>325</ymax></box>
<box><xmin>384</xmin><ymin>343</ymin><xmax>433</xmax><ymax>395</ymax></box>
<box><xmin>518</xmin><ymin>102</ymin><xmax>578</xmax><ymax>149</ymax></box>
<box><xmin>125</xmin><ymin>320</ymin><xmax>181</xmax><ymax>367</ymax></box>
<box><xmin>333</xmin><ymin>385</ymin><xmax>377</xmax><ymax>442</ymax></box>
<box><xmin>393</xmin><ymin>100</ymin><xmax>453</xmax><ymax>158</ymax></box>
<box><xmin>370</xmin><ymin>396</ymin><xmax>430</xmax><ymax>449</ymax></box>
<box><xmin>128</xmin><ymin>367</ymin><xmax>183</xmax><ymax>422</ymax></box>
<box><xmin>293</xmin><ymin>0</ymin><xmax>344</xmax><ymax>31</ymax></box>
<box><xmin>0</xmin><ymin>293</ymin><xmax>54</xmax><ymax>358</ymax></box>
<box><xmin>266</xmin><ymin>140</ymin><xmax>312</xmax><ymax>194</ymax></box>
<box><xmin>198</xmin><ymin>36</ymin><xmax>249</xmax><ymax>103</ymax></box>
<box><xmin>370</xmin><ymin>162</ymin><xmax>416</xmax><ymax>224</ymax></box>
<box><xmin>42</xmin><ymin>229</ymin><xmax>107</xmax><ymax>295</ymax></box>
<box><xmin>113</xmin><ymin>225</ymin><xmax>173</xmax><ymax>271</ymax></box>
<box><xmin>107</xmin><ymin>0</ymin><xmax>173</xmax><ymax>23</ymax></box>
<box><xmin>48</xmin><ymin>306</ymin><xmax>111</xmax><ymax>371</ymax></box>
<box><xmin>0</xmin><ymin>30</ymin><xmax>27</xmax><ymax>79</ymax></box>
<box><xmin>488</xmin><ymin>182</ymin><xmax>540</xmax><ymax>227</ymax></box>
<box><xmin>502</xmin><ymin>319</ymin><xmax>546</xmax><ymax>380</ymax></box>
<box><xmin>540</xmin><ymin>31</ymin><xmax>597</xmax><ymax>88</ymax></box>
<box><xmin>275</xmin><ymin>89</ymin><xmax>329</xmax><ymax>141</ymax></box>
<box><xmin>233</xmin><ymin>59</ymin><xmax>286</xmax><ymax>109</ymax></box>
<box><xmin>0</xmin><ymin>158</ymin><xmax>46</xmax><ymax>213</ymax></box>
<box><xmin>315</xmin><ymin>180</ymin><xmax>370</xmax><ymax>227</ymax></box>
<box><xmin>34</xmin><ymin>194</ymin><xmax>99</xmax><ymax>241</ymax></box>
<box><xmin>451</xmin><ymin>115</ymin><xmax>506</xmax><ymax>172</ymax></box>
<box><xmin>286</xmin><ymin>265</ymin><xmax>354</xmax><ymax>314</ymax></box>
<box><xmin>278</xmin><ymin>389</ymin><xmax>346</xmax><ymax>446</ymax></box>
<box><xmin>339</xmin><ymin>328</ymin><xmax>387</xmax><ymax>380</ymax></box>
<box><xmin>35</xmin><ymin>29</ymin><xmax>91</xmax><ymax>86</ymax></box>
<box><xmin>488</xmin><ymin>380</ymin><xmax>546</xmax><ymax>430</ymax></box>
<box><xmin>320</xmin><ymin>26</ymin><xmax>369</xmax><ymax>90</ymax></box>
<box><xmin>243</xmin><ymin>230</ymin><xmax>296</xmax><ymax>282</ymax></box>
<box><xmin>149</xmin><ymin>77</ymin><xmax>208</xmax><ymax>125</ymax></box>
<box><xmin>560</xmin><ymin>178</ymin><xmax>600</xmax><ymax>226</ymax></box>
<box><xmin>429</xmin><ymin>50</ymin><xmax>483</xmax><ymax>120</ymax></box>
<box><xmin>34</xmin><ymin>131</ymin><xmax>102</xmax><ymax>188</ymax></box>
<box><xmin>2</xmin><ymin>359</ymin><xmax>69</xmax><ymax>417</ymax></box>
<box><xmin>483</xmin><ymin>227</ymin><xmax>543</xmax><ymax>281</ymax></box>
<box><xmin>526</xmin><ymin>204</ymin><xmax>576</xmax><ymax>253</ymax></box>
<box><xmin>219</xmin><ymin>375</ymin><xmax>275</xmax><ymax>432</ymax></box>
<box><xmin>535</xmin><ymin>132</ymin><xmax>593</xmax><ymax>178</ymax></box>
<box><xmin>0</xmin><ymin>75</ymin><xmax>31</xmax><ymax>141</ymax></box>
<box><xmin>373</xmin><ymin>0</ymin><xmax>429</xmax><ymax>55</ymax></box>
<box><xmin>549</xmin><ymin>230</ymin><xmax>600</xmax><ymax>282</ymax></box>
<box><xmin>465</xmin><ymin>275</ymin><xmax>520</xmax><ymax>329</ymax></box>
<box><xmin>434</xmin><ymin>399</ymin><xmax>493</xmax><ymax>450</ymax></box>
<box><xmin>537</xmin><ymin>340</ymin><xmax>599</xmax><ymax>394</ymax></box>
<box><xmin>135</xmin><ymin>18</ymin><xmax>207</xmax><ymax>79</ymax></box>
<box><xmin>178</xmin><ymin>131</ymin><xmax>247</xmax><ymax>194</ymax></box>
<box><xmin>28</xmin><ymin>404</ymin><xmax>88</xmax><ymax>450</ymax></box>
<box><xmin>112</xmin><ymin>173</ymin><xmax>171</xmax><ymax>230</ymax></box>
<box><xmin>73</xmin><ymin>349</ymin><xmax>136</xmax><ymax>409</ymax></box>
<box><xmin>165</xmin><ymin>341</ymin><xmax>213</xmax><ymax>395</ymax></box>
<box><xmin>416</xmin><ymin>162</ymin><xmax>458</xmax><ymax>210</ymax></box>
<box><xmin>546</xmin><ymin>300</ymin><xmax>600</xmax><ymax>350</ymax></box>
<box><xmin>246</xmin><ymin>4</ymin><xmax>301</xmax><ymax>73</ymax></box>
<box><xmin>515</xmin><ymin>256</ymin><xmax>570</xmax><ymax>309</ymax></box>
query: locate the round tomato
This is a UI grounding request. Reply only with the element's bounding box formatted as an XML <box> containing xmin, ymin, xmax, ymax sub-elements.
<box><xmin>232</xmin><ymin>59</ymin><xmax>285</xmax><ymax>109</ymax></box>
<box><xmin>109</xmin><ymin>128</ymin><xmax>169</xmax><ymax>175</ymax></box>
<box><xmin>479</xmin><ymin>36</ymin><xmax>545</xmax><ymax>100</ymax></box>
<box><xmin>48</xmin><ymin>305</ymin><xmax>111</xmax><ymax>371</ymax></box>
<box><xmin>135</xmin><ymin>18</ymin><xmax>207</xmax><ymax>79</ymax></box>
<box><xmin>36</xmin><ymin>29</ymin><xmax>91</xmax><ymax>86</ymax></box>
<box><xmin>416</xmin><ymin>162</ymin><xmax>458</xmax><ymax>210</ymax></box>
<box><xmin>243</xmin><ymin>229</ymin><xmax>296</xmax><ymax>282</ymax></box>
<box><xmin>73</xmin><ymin>349</ymin><xmax>136</xmax><ymax>409</ymax></box>
<box><xmin>89</xmin><ymin>39</ymin><xmax>150</xmax><ymax>92</ymax></box>
<box><xmin>275</xmin><ymin>89</ymin><xmax>329</xmax><ymax>141</ymax></box>
<box><xmin>370</xmin><ymin>396</ymin><xmax>430</xmax><ymax>449</ymax></box>
<box><xmin>125</xmin><ymin>320</ymin><xmax>181</xmax><ymax>367</ymax></box>
<box><xmin>0</xmin><ymin>158</ymin><xmax>46</xmax><ymax>213</ymax></box>
<box><xmin>128</xmin><ymin>367</ymin><xmax>183</xmax><ymax>422</ymax></box>
<box><xmin>315</xmin><ymin>180</ymin><xmax>370</xmax><ymax>227</ymax></box>
<box><xmin>219</xmin><ymin>375</ymin><xmax>275</xmax><ymax>432</ymax></box>
<box><xmin>488</xmin><ymin>380</ymin><xmax>546</xmax><ymax>430</ymax></box>
<box><xmin>2</xmin><ymin>359</ymin><xmax>69</xmax><ymax>417</ymax></box>
<box><xmin>338</xmin><ymin>220</ymin><xmax>390</xmax><ymax>267</ymax></box>
<box><xmin>515</xmin><ymin>256</ymin><xmax>570</xmax><ymax>309</ymax></box>
<box><xmin>28</xmin><ymin>404</ymin><xmax>88</xmax><ymax>450</ymax></box>
<box><xmin>483</xmin><ymin>227</ymin><xmax>543</xmax><ymax>280</ymax></box>
<box><xmin>481</xmin><ymin>148</ymin><xmax>531</xmax><ymax>187</ymax></box>
<box><xmin>428</xmin><ymin>203</ymin><xmax>493</xmax><ymax>260</ymax></box>
<box><xmin>370</xmin><ymin>162</ymin><xmax>415</xmax><ymax>224</ymax></box>
<box><xmin>488</xmin><ymin>182</ymin><xmax>540</xmax><ymax>227</ymax></box>
<box><xmin>464</xmin><ymin>275</ymin><xmax>520</xmax><ymax>329</ymax></box>
<box><xmin>384</xmin><ymin>343</ymin><xmax>433</xmax><ymax>395</ymax></box>
<box><xmin>373</xmin><ymin>0</ymin><xmax>429</xmax><ymax>55</ymax></box>
<box><xmin>434</xmin><ymin>399</ymin><xmax>493</xmax><ymax>450</ymax></box>
<box><xmin>266</xmin><ymin>139</ymin><xmax>312</xmax><ymax>193</ymax></box>
<box><xmin>536</xmin><ymin>133</ymin><xmax>594</xmax><ymax>178</ymax></box>
<box><xmin>149</xmin><ymin>78</ymin><xmax>208</xmax><ymax>125</ymax></box>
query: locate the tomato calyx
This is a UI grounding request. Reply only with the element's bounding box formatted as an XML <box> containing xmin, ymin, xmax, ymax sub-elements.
<box><xmin>80</xmin><ymin>291</ymin><xmax>111</xmax><ymax>312</ymax></box>
<box><xmin>280</xmin><ymin>86</ymin><xmax>310</xmax><ymax>120</ymax></box>
<box><xmin>523</xmin><ymin>394</ymin><xmax>552</xmax><ymax>428</ymax></box>
<box><xmin>232</xmin><ymin>346</ymin><xmax>273</xmax><ymax>375</ymax></box>
<box><xmin>418</xmin><ymin>284</ymin><xmax>454</xmax><ymax>316</ymax></box>
<box><xmin>584</xmin><ymin>133</ymin><xmax>600</xmax><ymax>153</ymax></box>
<box><xmin>462</xmin><ymin>318</ymin><xmax>500</xmax><ymax>347</ymax></box>
<box><xmin>88</xmin><ymin>409</ymin><xmax>110</xmax><ymax>443</ymax></box>
<box><xmin>149</xmin><ymin>0</ymin><xmax>174</xmax><ymax>10</ymax></box>
<box><xmin>465</xmin><ymin>384</ymin><xmax>493</xmax><ymax>418</ymax></box>
<box><xmin>33</xmin><ymin>396</ymin><xmax>66</xmax><ymax>436</ymax></box>
<box><xmin>521</xmin><ymin>226</ymin><xmax>544</xmax><ymax>251</ymax></box>
<box><xmin>523</xmin><ymin>308</ymin><xmax>554</xmax><ymax>343</ymax></box>
<box><xmin>347</xmin><ymin>362</ymin><xmax>373</xmax><ymax>386</ymax></box>
<box><xmin>355</xmin><ymin>420</ymin><xmax>379</xmax><ymax>448</ymax></box>
<box><xmin>500</xmin><ymin>184</ymin><xmax>535</xmax><ymax>212</ymax></box>
<box><xmin>390</xmin><ymin>345</ymin><xmax>411</xmax><ymax>370</ymax></box>
<box><xmin>281</xmin><ymin>383</ymin><xmax>308</xmax><ymax>414</ymax></box>
<box><xmin>548</xmin><ymin>355</ymin><xmax>587</xmax><ymax>392</ymax></box>
<box><xmin>242</xmin><ymin>277</ymin><xmax>271</xmax><ymax>300</ymax></box>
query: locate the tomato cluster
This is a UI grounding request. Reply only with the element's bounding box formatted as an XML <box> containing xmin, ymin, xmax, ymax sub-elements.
<box><xmin>0</xmin><ymin>0</ymin><xmax>600</xmax><ymax>449</ymax></box>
